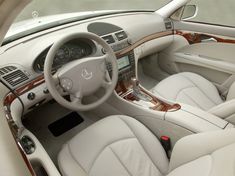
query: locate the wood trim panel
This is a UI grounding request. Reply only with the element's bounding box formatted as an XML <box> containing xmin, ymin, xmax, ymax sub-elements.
<box><xmin>140</xmin><ymin>87</ymin><xmax>181</xmax><ymax>112</ymax></box>
<box><xmin>116</xmin><ymin>81</ymin><xmax>180</xmax><ymax>112</ymax></box>
<box><xmin>4</xmin><ymin>75</ymin><xmax>45</xmax><ymax>106</ymax></box>
<box><xmin>176</xmin><ymin>30</ymin><xmax>235</xmax><ymax>45</ymax></box>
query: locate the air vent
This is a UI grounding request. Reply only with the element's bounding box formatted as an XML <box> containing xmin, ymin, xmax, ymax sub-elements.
<box><xmin>115</xmin><ymin>31</ymin><xmax>127</xmax><ymax>41</ymax></box>
<box><xmin>102</xmin><ymin>35</ymin><xmax>115</xmax><ymax>44</ymax></box>
<box><xmin>0</xmin><ymin>66</ymin><xmax>17</xmax><ymax>76</ymax></box>
<box><xmin>3</xmin><ymin>70</ymin><xmax>29</xmax><ymax>87</ymax></box>
<box><xmin>165</xmin><ymin>19</ymin><xmax>173</xmax><ymax>30</ymax></box>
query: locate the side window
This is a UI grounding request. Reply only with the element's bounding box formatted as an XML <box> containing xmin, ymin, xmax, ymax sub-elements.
<box><xmin>183</xmin><ymin>0</ymin><xmax>235</xmax><ymax>27</ymax></box>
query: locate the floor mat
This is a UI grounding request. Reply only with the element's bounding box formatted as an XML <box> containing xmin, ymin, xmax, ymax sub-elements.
<box><xmin>48</xmin><ymin>112</ymin><xmax>84</xmax><ymax>137</ymax></box>
<box><xmin>23</xmin><ymin>102</ymin><xmax>102</xmax><ymax>167</ymax></box>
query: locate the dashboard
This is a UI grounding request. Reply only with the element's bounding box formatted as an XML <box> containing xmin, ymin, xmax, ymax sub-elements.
<box><xmin>0</xmin><ymin>11</ymin><xmax>173</xmax><ymax>114</ymax></box>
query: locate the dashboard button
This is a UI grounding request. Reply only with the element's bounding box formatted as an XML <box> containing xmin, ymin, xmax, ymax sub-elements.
<box><xmin>43</xmin><ymin>88</ymin><xmax>49</xmax><ymax>94</ymax></box>
<box><xmin>27</xmin><ymin>92</ymin><xmax>35</xmax><ymax>100</ymax></box>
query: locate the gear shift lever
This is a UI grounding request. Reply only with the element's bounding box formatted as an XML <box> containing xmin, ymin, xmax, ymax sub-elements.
<box><xmin>131</xmin><ymin>78</ymin><xmax>151</xmax><ymax>101</ymax></box>
<box><xmin>131</xmin><ymin>78</ymin><xmax>141</xmax><ymax>94</ymax></box>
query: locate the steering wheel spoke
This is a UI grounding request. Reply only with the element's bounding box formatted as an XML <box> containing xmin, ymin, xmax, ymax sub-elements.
<box><xmin>71</xmin><ymin>91</ymin><xmax>83</xmax><ymax>105</ymax></box>
<box><xmin>52</xmin><ymin>72</ymin><xmax>60</xmax><ymax>85</ymax></box>
<box><xmin>72</xmin><ymin>97</ymin><xmax>82</xmax><ymax>105</ymax></box>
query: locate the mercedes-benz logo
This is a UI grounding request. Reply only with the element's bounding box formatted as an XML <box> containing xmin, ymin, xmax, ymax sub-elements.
<box><xmin>81</xmin><ymin>69</ymin><xmax>93</xmax><ymax>80</ymax></box>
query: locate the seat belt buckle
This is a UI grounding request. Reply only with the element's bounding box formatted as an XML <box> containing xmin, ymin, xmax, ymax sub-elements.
<box><xmin>160</xmin><ymin>136</ymin><xmax>171</xmax><ymax>153</ymax></box>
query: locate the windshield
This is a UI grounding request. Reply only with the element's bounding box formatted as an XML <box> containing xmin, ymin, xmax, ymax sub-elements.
<box><xmin>4</xmin><ymin>0</ymin><xmax>171</xmax><ymax>44</ymax></box>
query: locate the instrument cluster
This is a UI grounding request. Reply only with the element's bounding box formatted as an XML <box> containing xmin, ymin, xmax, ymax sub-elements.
<box><xmin>33</xmin><ymin>40</ymin><xmax>94</xmax><ymax>72</ymax></box>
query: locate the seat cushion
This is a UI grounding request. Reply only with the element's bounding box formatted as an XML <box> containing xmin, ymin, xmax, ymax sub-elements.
<box><xmin>58</xmin><ymin>115</ymin><xmax>169</xmax><ymax>176</ymax></box>
<box><xmin>152</xmin><ymin>72</ymin><xmax>223</xmax><ymax>111</ymax></box>
<box><xmin>167</xmin><ymin>129</ymin><xmax>235</xmax><ymax>176</ymax></box>
<box><xmin>58</xmin><ymin>116</ymin><xmax>235</xmax><ymax>176</ymax></box>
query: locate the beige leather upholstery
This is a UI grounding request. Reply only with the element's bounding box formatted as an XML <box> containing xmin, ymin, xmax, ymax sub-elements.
<box><xmin>152</xmin><ymin>72</ymin><xmax>223</xmax><ymax>111</ymax></box>
<box><xmin>169</xmin><ymin>129</ymin><xmax>235</xmax><ymax>176</ymax></box>
<box><xmin>152</xmin><ymin>72</ymin><xmax>235</xmax><ymax>124</ymax></box>
<box><xmin>58</xmin><ymin>115</ymin><xmax>169</xmax><ymax>176</ymax></box>
<box><xmin>58</xmin><ymin>116</ymin><xmax>235</xmax><ymax>176</ymax></box>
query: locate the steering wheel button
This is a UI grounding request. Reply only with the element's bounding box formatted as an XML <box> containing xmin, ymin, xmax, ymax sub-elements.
<box><xmin>61</xmin><ymin>78</ymin><xmax>73</xmax><ymax>91</ymax></box>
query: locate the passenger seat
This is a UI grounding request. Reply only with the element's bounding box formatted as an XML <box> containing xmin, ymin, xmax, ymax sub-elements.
<box><xmin>151</xmin><ymin>72</ymin><xmax>235</xmax><ymax>124</ymax></box>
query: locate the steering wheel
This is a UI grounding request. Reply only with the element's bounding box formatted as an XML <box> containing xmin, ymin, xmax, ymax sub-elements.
<box><xmin>44</xmin><ymin>32</ymin><xmax>118</xmax><ymax>111</ymax></box>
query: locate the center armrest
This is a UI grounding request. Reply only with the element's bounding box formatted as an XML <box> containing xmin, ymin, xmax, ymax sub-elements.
<box><xmin>165</xmin><ymin>103</ymin><xmax>233</xmax><ymax>133</ymax></box>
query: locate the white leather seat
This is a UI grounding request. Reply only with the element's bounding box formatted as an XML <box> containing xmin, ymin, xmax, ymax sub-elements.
<box><xmin>58</xmin><ymin>115</ymin><xmax>235</xmax><ymax>176</ymax></box>
<box><xmin>152</xmin><ymin>72</ymin><xmax>235</xmax><ymax>124</ymax></box>
<box><xmin>152</xmin><ymin>72</ymin><xmax>223</xmax><ymax>111</ymax></box>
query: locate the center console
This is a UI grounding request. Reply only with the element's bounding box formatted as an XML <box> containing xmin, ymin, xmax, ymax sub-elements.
<box><xmin>111</xmin><ymin>51</ymin><xmax>180</xmax><ymax>112</ymax></box>
<box><xmin>107</xmin><ymin>48</ymin><xmax>234</xmax><ymax>147</ymax></box>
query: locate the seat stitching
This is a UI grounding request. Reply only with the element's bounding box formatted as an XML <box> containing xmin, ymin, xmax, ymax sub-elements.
<box><xmin>109</xmin><ymin>146</ymin><xmax>132</xmax><ymax>176</ymax></box>
<box><xmin>154</xmin><ymin>85</ymin><xmax>201</xmax><ymax>107</ymax></box>
<box><xmin>87</xmin><ymin>137</ymin><xmax>136</xmax><ymax>174</ymax></box>
<box><xmin>67</xmin><ymin>143</ymin><xmax>87</xmax><ymax>173</ymax></box>
<box><xmin>174</xmin><ymin>86</ymin><xmax>196</xmax><ymax>100</ymax></box>
<box><xmin>180</xmin><ymin>74</ymin><xmax>218</xmax><ymax>105</ymax></box>
<box><xmin>177</xmin><ymin>89</ymin><xmax>206</xmax><ymax>110</ymax></box>
<box><xmin>119</xmin><ymin>118</ymin><xmax>161</xmax><ymax>174</ymax></box>
<box><xmin>170</xmin><ymin>154</ymin><xmax>213</xmax><ymax>174</ymax></box>
<box><xmin>171</xmin><ymin>142</ymin><xmax>235</xmax><ymax>172</ymax></box>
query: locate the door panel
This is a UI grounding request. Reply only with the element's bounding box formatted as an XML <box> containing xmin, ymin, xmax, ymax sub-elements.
<box><xmin>159</xmin><ymin>21</ymin><xmax>235</xmax><ymax>93</ymax></box>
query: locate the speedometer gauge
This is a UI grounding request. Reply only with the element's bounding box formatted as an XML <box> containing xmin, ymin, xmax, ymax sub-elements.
<box><xmin>70</xmin><ymin>46</ymin><xmax>87</xmax><ymax>59</ymax></box>
<box><xmin>54</xmin><ymin>46</ymin><xmax>70</xmax><ymax>65</ymax></box>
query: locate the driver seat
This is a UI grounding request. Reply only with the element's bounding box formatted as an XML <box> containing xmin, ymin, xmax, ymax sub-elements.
<box><xmin>58</xmin><ymin>115</ymin><xmax>235</xmax><ymax>176</ymax></box>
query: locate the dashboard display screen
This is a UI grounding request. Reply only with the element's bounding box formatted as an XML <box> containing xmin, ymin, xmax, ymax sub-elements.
<box><xmin>117</xmin><ymin>56</ymin><xmax>130</xmax><ymax>70</ymax></box>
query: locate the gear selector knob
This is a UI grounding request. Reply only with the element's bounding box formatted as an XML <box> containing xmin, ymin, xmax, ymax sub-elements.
<box><xmin>131</xmin><ymin>77</ymin><xmax>139</xmax><ymax>89</ymax></box>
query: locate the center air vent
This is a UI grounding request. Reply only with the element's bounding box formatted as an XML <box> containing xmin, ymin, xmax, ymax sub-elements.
<box><xmin>102</xmin><ymin>35</ymin><xmax>115</xmax><ymax>44</ymax></box>
<box><xmin>115</xmin><ymin>31</ymin><xmax>127</xmax><ymax>41</ymax></box>
<box><xmin>0</xmin><ymin>66</ymin><xmax>17</xmax><ymax>76</ymax></box>
<box><xmin>2</xmin><ymin>70</ymin><xmax>29</xmax><ymax>87</ymax></box>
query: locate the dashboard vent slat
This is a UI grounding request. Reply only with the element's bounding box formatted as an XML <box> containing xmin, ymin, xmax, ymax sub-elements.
<box><xmin>3</xmin><ymin>70</ymin><xmax>29</xmax><ymax>87</ymax></box>
<box><xmin>115</xmin><ymin>31</ymin><xmax>127</xmax><ymax>41</ymax></box>
<box><xmin>102</xmin><ymin>35</ymin><xmax>115</xmax><ymax>44</ymax></box>
<box><xmin>0</xmin><ymin>66</ymin><xmax>17</xmax><ymax>76</ymax></box>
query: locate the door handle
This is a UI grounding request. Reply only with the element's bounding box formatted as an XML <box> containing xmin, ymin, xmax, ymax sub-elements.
<box><xmin>201</xmin><ymin>37</ymin><xmax>217</xmax><ymax>43</ymax></box>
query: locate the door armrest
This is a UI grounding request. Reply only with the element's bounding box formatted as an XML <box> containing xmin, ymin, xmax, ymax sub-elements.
<box><xmin>209</xmin><ymin>99</ymin><xmax>235</xmax><ymax>124</ymax></box>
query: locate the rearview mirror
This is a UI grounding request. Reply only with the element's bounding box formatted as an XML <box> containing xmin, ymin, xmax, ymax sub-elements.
<box><xmin>181</xmin><ymin>5</ymin><xmax>198</xmax><ymax>20</ymax></box>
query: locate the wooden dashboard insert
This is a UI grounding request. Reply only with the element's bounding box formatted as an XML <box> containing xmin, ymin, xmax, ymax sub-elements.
<box><xmin>4</xmin><ymin>75</ymin><xmax>45</xmax><ymax>106</ymax></box>
<box><xmin>140</xmin><ymin>87</ymin><xmax>181</xmax><ymax>112</ymax></box>
<box><xmin>176</xmin><ymin>30</ymin><xmax>235</xmax><ymax>45</ymax></box>
<box><xmin>115</xmin><ymin>81</ymin><xmax>180</xmax><ymax>112</ymax></box>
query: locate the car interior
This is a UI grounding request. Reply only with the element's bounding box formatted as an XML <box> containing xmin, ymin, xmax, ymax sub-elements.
<box><xmin>1</xmin><ymin>0</ymin><xmax>235</xmax><ymax>176</ymax></box>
